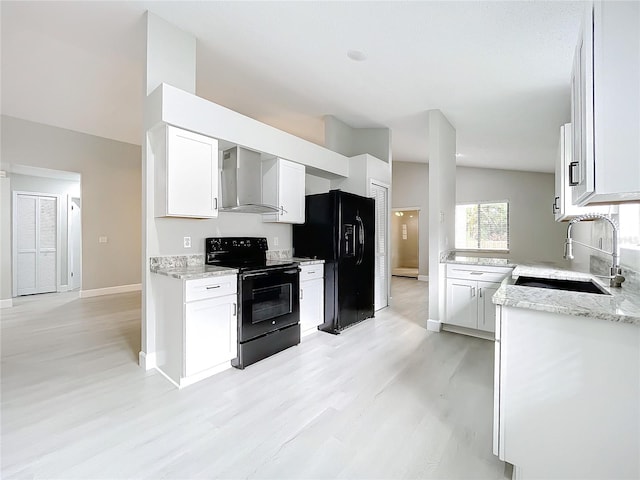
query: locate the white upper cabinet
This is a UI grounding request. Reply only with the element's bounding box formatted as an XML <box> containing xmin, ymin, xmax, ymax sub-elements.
<box><xmin>152</xmin><ymin>124</ymin><xmax>219</xmax><ymax>218</ymax></box>
<box><xmin>262</xmin><ymin>157</ymin><xmax>306</xmax><ymax>224</ymax></box>
<box><xmin>571</xmin><ymin>1</ymin><xmax>640</xmax><ymax>205</ymax></box>
<box><xmin>554</xmin><ymin>124</ymin><xmax>607</xmax><ymax>221</ymax></box>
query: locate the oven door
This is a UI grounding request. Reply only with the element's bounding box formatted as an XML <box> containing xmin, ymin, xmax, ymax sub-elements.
<box><xmin>239</xmin><ymin>267</ymin><xmax>300</xmax><ymax>342</ymax></box>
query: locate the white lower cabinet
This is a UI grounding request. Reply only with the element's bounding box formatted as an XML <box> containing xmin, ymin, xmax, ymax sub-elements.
<box><xmin>184</xmin><ymin>295</ymin><xmax>237</xmax><ymax>377</ymax></box>
<box><xmin>299</xmin><ymin>264</ymin><xmax>324</xmax><ymax>337</ymax></box>
<box><xmin>494</xmin><ymin>305</ymin><xmax>639</xmax><ymax>478</ymax></box>
<box><xmin>152</xmin><ymin>273</ymin><xmax>238</xmax><ymax>388</ymax></box>
<box><xmin>445</xmin><ymin>264</ymin><xmax>512</xmax><ymax>335</ymax></box>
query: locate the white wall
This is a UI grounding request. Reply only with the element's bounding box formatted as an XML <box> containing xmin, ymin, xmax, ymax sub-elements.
<box><xmin>0</xmin><ymin>177</ymin><xmax>11</xmax><ymax>303</ymax></box>
<box><xmin>570</xmin><ymin>203</ymin><xmax>640</xmax><ymax>274</ymax></box>
<box><xmin>10</xmin><ymin>173</ymin><xmax>80</xmax><ymax>286</ymax></box>
<box><xmin>456</xmin><ymin>167</ymin><xmax>568</xmax><ymax>264</ymax></box>
<box><xmin>1</xmin><ymin>115</ymin><xmax>141</xmax><ymax>292</ymax></box>
<box><xmin>392</xmin><ymin>162</ymin><xmax>429</xmax><ymax>276</ymax></box>
<box><xmin>427</xmin><ymin>110</ymin><xmax>456</xmax><ymax>326</ymax></box>
<box><xmin>305</xmin><ymin>174</ymin><xmax>330</xmax><ymax>195</ymax></box>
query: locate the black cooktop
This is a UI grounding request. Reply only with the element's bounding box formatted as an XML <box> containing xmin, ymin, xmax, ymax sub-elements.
<box><xmin>205</xmin><ymin>237</ymin><xmax>296</xmax><ymax>273</ymax></box>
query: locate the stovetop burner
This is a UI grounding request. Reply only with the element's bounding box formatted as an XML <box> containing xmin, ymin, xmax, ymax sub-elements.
<box><xmin>205</xmin><ymin>237</ymin><xmax>296</xmax><ymax>272</ymax></box>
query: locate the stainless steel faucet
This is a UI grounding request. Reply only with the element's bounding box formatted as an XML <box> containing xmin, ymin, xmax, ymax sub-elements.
<box><xmin>563</xmin><ymin>213</ymin><xmax>625</xmax><ymax>288</ymax></box>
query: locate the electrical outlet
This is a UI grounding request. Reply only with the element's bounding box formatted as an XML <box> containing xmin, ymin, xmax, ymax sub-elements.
<box><xmin>183</xmin><ymin>236</ymin><xmax>192</xmax><ymax>248</ymax></box>
<box><xmin>273</xmin><ymin>236</ymin><xmax>279</xmax><ymax>247</ymax></box>
<box><xmin>98</xmin><ymin>236</ymin><xmax>108</xmax><ymax>244</ymax></box>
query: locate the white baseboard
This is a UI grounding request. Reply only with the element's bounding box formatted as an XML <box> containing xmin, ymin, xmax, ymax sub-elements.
<box><xmin>0</xmin><ymin>298</ymin><xmax>13</xmax><ymax>309</ymax></box>
<box><xmin>418</xmin><ymin>275</ymin><xmax>429</xmax><ymax>282</ymax></box>
<box><xmin>427</xmin><ymin>319</ymin><xmax>442</xmax><ymax>332</ymax></box>
<box><xmin>139</xmin><ymin>351</ymin><xmax>156</xmax><ymax>370</ymax></box>
<box><xmin>80</xmin><ymin>283</ymin><xmax>141</xmax><ymax>298</ymax></box>
<box><xmin>442</xmin><ymin>324</ymin><xmax>494</xmax><ymax>341</ymax></box>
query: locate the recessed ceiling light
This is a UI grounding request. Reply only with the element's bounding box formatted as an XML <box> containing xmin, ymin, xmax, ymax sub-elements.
<box><xmin>347</xmin><ymin>50</ymin><xmax>367</xmax><ymax>61</ymax></box>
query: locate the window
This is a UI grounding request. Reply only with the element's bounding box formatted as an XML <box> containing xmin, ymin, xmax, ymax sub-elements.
<box><xmin>619</xmin><ymin>203</ymin><xmax>640</xmax><ymax>247</ymax></box>
<box><xmin>455</xmin><ymin>201</ymin><xmax>509</xmax><ymax>251</ymax></box>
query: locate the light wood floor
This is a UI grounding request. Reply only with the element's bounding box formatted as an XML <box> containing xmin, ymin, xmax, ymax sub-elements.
<box><xmin>1</xmin><ymin>278</ymin><xmax>508</xmax><ymax>479</ymax></box>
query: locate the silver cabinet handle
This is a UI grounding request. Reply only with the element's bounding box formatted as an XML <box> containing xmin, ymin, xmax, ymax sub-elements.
<box><xmin>471</xmin><ymin>287</ymin><xmax>476</xmax><ymax>297</ymax></box>
<box><xmin>307</xmin><ymin>271</ymin><xmax>316</xmax><ymax>275</ymax></box>
<box><xmin>232</xmin><ymin>303</ymin><xmax>237</xmax><ymax>316</ymax></box>
<box><xmin>206</xmin><ymin>285</ymin><xmax>221</xmax><ymax>290</ymax></box>
<box><xmin>300</xmin><ymin>288</ymin><xmax>304</xmax><ymax>300</ymax></box>
<box><xmin>470</xmin><ymin>272</ymin><xmax>484</xmax><ymax>276</ymax></box>
<box><xmin>479</xmin><ymin>287</ymin><xmax>483</xmax><ymax>298</ymax></box>
<box><xmin>214</xmin><ymin>197</ymin><xmax>218</xmax><ymax>210</ymax></box>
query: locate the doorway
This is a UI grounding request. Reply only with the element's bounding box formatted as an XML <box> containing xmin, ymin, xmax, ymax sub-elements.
<box><xmin>392</xmin><ymin>209</ymin><xmax>419</xmax><ymax>278</ymax></box>
<box><xmin>68</xmin><ymin>197</ymin><xmax>82</xmax><ymax>290</ymax></box>
<box><xmin>13</xmin><ymin>193</ymin><xmax>60</xmax><ymax>296</ymax></box>
<box><xmin>9</xmin><ymin>166</ymin><xmax>81</xmax><ymax>297</ymax></box>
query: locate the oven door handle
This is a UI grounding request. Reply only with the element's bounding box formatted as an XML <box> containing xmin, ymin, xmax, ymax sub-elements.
<box><xmin>241</xmin><ymin>272</ymin><xmax>269</xmax><ymax>279</ymax></box>
<box><xmin>282</xmin><ymin>269</ymin><xmax>300</xmax><ymax>275</ymax></box>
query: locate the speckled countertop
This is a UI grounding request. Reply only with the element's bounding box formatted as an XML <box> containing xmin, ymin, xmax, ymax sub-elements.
<box><xmin>149</xmin><ymin>254</ymin><xmax>323</xmax><ymax>279</ymax></box>
<box><xmin>292</xmin><ymin>257</ymin><xmax>325</xmax><ymax>266</ymax></box>
<box><xmin>440</xmin><ymin>251</ymin><xmax>517</xmax><ymax>268</ymax></box>
<box><xmin>150</xmin><ymin>255</ymin><xmax>238</xmax><ymax>280</ymax></box>
<box><xmin>493</xmin><ymin>265</ymin><xmax>640</xmax><ymax>326</ymax></box>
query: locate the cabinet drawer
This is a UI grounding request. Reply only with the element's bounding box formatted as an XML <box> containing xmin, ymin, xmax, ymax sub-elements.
<box><xmin>299</xmin><ymin>264</ymin><xmax>324</xmax><ymax>281</ymax></box>
<box><xmin>185</xmin><ymin>275</ymin><xmax>237</xmax><ymax>302</ymax></box>
<box><xmin>446</xmin><ymin>265</ymin><xmax>512</xmax><ymax>283</ymax></box>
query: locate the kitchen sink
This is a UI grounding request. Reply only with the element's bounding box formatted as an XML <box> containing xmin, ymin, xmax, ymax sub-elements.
<box><xmin>514</xmin><ymin>276</ymin><xmax>610</xmax><ymax>295</ymax></box>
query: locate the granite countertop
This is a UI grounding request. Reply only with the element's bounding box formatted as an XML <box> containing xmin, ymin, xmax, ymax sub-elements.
<box><xmin>149</xmin><ymin>255</ymin><xmax>238</xmax><ymax>280</ymax></box>
<box><xmin>440</xmin><ymin>251</ymin><xmax>517</xmax><ymax>268</ymax></box>
<box><xmin>292</xmin><ymin>257</ymin><xmax>325</xmax><ymax>266</ymax></box>
<box><xmin>493</xmin><ymin>265</ymin><xmax>640</xmax><ymax>326</ymax></box>
<box><xmin>151</xmin><ymin>264</ymin><xmax>238</xmax><ymax>280</ymax></box>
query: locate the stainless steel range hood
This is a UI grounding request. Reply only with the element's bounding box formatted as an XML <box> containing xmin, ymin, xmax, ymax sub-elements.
<box><xmin>220</xmin><ymin>146</ymin><xmax>280</xmax><ymax>214</ymax></box>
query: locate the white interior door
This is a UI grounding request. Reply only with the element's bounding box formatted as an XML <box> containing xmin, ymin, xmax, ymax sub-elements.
<box><xmin>69</xmin><ymin>197</ymin><xmax>81</xmax><ymax>290</ymax></box>
<box><xmin>14</xmin><ymin>193</ymin><xmax>58</xmax><ymax>296</ymax></box>
<box><xmin>371</xmin><ymin>181</ymin><xmax>389</xmax><ymax>311</ymax></box>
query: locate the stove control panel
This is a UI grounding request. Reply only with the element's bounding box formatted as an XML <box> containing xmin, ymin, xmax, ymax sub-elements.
<box><xmin>206</xmin><ymin>237</ymin><xmax>268</xmax><ymax>253</ymax></box>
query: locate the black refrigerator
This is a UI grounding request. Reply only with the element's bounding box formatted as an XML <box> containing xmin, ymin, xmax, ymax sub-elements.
<box><xmin>293</xmin><ymin>190</ymin><xmax>375</xmax><ymax>333</ymax></box>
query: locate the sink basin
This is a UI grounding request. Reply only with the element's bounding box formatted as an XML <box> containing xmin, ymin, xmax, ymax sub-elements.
<box><xmin>514</xmin><ymin>276</ymin><xmax>610</xmax><ymax>295</ymax></box>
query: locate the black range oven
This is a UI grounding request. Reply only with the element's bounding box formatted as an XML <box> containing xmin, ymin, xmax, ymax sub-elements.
<box><xmin>206</xmin><ymin>237</ymin><xmax>300</xmax><ymax>369</ymax></box>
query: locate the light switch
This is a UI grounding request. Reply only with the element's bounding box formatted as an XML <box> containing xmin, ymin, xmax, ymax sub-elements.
<box><xmin>99</xmin><ymin>236</ymin><xmax>108</xmax><ymax>244</ymax></box>
<box><xmin>273</xmin><ymin>236</ymin><xmax>279</xmax><ymax>247</ymax></box>
<box><xmin>184</xmin><ymin>236</ymin><xmax>192</xmax><ymax>248</ymax></box>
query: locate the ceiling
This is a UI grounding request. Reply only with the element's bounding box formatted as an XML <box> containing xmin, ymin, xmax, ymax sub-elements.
<box><xmin>1</xmin><ymin>1</ymin><xmax>583</xmax><ymax>173</ymax></box>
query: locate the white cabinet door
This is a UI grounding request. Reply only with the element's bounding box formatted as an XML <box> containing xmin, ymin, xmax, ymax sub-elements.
<box><xmin>477</xmin><ymin>281</ymin><xmax>500</xmax><ymax>333</ymax></box>
<box><xmin>446</xmin><ymin>278</ymin><xmax>477</xmax><ymax>329</ymax></box>
<box><xmin>571</xmin><ymin>1</ymin><xmax>640</xmax><ymax>205</ymax></box>
<box><xmin>300</xmin><ymin>277</ymin><xmax>324</xmax><ymax>336</ymax></box>
<box><xmin>154</xmin><ymin>125</ymin><xmax>219</xmax><ymax>218</ymax></box>
<box><xmin>263</xmin><ymin>158</ymin><xmax>305</xmax><ymax>224</ymax></box>
<box><xmin>278</xmin><ymin>159</ymin><xmax>305</xmax><ymax>223</ymax></box>
<box><xmin>184</xmin><ymin>294</ymin><xmax>237</xmax><ymax>377</ymax></box>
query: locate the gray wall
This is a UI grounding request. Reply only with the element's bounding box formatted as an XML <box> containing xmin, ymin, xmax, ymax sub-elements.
<box><xmin>10</xmin><ymin>173</ymin><xmax>80</xmax><ymax>286</ymax></box>
<box><xmin>392</xmin><ymin>162</ymin><xmax>570</xmax><ymax>275</ymax></box>
<box><xmin>324</xmin><ymin>115</ymin><xmax>391</xmax><ymax>163</ymax></box>
<box><xmin>456</xmin><ymin>167</ymin><xmax>567</xmax><ymax>264</ymax></box>
<box><xmin>1</xmin><ymin>115</ymin><xmax>142</xmax><ymax>291</ymax></box>
<box><xmin>392</xmin><ymin>162</ymin><xmax>429</xmax><ymax>276</ymax></box>
<box><xmin>0</xmin><ymin>177</ymin><xmax>11</xmax><ymax>301</ymax></box>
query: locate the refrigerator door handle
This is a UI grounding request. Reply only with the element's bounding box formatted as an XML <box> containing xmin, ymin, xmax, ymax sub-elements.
<box><xmin>356</xmin><ymin>215</ymin><xmax>365</xmax><ymax>265</ymax></box>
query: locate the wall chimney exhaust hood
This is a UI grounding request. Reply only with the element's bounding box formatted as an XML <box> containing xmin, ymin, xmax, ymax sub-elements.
<box><xmin>220</xmin><ymin>146</ymin><xmax>279</xmax><ymax>214</ymax></box>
